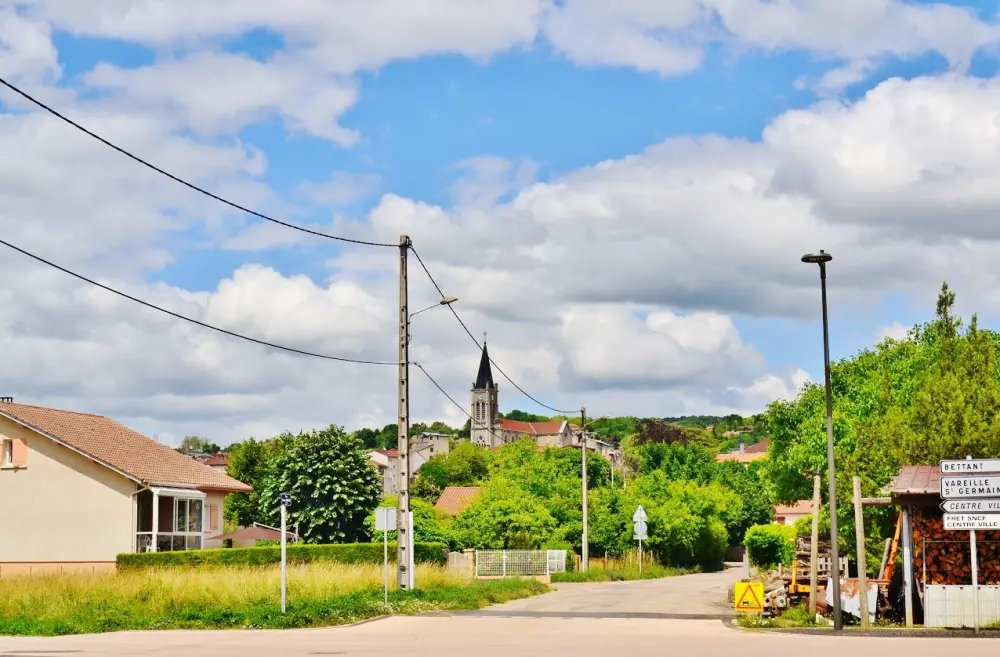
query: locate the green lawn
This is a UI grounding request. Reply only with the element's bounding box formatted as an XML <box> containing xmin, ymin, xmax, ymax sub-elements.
<box><xmin>0</xmin><ymin>563</ymin><xmax>546</xmax><ymax>636</ymax></box>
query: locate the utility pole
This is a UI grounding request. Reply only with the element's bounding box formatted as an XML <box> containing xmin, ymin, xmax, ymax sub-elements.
<box><xmin>397</xmin><ymin>234</ymin><xmax>412</xmax><ymax>589</ymax></box>
<box><xmin>580</xmin><ymin>406</ymin><xmax>588</xmax><ymax>572</ymax></box>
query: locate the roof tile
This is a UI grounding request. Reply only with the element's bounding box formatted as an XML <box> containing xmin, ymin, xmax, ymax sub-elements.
<box><xmin>0</xmin><ymin>401</ymin><xmax>250</xmax><ymax>492</ymax></box>
<box><xmin>434</xmin><ymin>486</ymin><xmax>482</xmax><ymax>515</ymax></box>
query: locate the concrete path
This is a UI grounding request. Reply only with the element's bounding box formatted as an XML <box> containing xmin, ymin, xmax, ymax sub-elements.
<box><xmin>463</xmin><ymin>565</ymin><xmax>745</xmax><ymax>619</ymax></box>
<box><xmin>0</xmin><ymin>616</ymin><xmax>990</xmax><ymax>657</ymax></box>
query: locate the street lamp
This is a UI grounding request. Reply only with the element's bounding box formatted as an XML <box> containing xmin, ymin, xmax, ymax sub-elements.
<box><xmin>578</xmin><ymin>411</ymin><xmax>607</xmax><ymax>572</ymax></box>
<box><xmin>801</xmin><ymin>249</ymin><xmax>842</xmax><ymax>631</ymax></box>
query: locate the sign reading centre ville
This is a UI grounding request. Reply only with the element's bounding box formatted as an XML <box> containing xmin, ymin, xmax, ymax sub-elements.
<box><xmin>941</xmin><ymin>499</ymin><xmax>1000</xmax><ymax>513</ymax></box>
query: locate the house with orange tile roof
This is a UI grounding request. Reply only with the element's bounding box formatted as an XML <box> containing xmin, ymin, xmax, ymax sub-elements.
<box><xmin>714</xmin><ymin>438</ymin><xmax>769</xmax><ymax>463</ymax></box>
<box><xmin>0</xmin><ymin>399</ymin><xmax>250</xmax><ymax>575</ymax></box>
<box><xmin>434</xmin><ymin>486</ymin><xmax>482</xmax><ymax>516</ymax></box>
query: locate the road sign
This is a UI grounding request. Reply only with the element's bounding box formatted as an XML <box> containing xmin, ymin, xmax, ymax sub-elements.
<box><xmin>941</xmin><ymin>459</ymin><xmax>1000</xmax><ymax>474</ymax></box>
<box><xmin>278</xmin><ymin>492</ymin><xmax>292</xmax><ymax>507</ymax></box>
<box><xmin>940</xmin><ymin>499</ymin><xmax>1000</xmax><ymax>513</ymax></box>
<box><xmin>375</xmin><ymin>507</ymin><xmax>397</xmax><ymax>531</ymax></box>
<box><xmin>944</xmin><ymin>514</ymin><xmax>1000</xmax><ymax>531</ymax></box>
<box><xmin>633</xmin><ymin>505</ymin><xmax>648</xmax><ymax>540</ymax></box>
<box><xmin>940</xmin><ymin>475</ymin><xmax>1000</xmax><ymax>499</ymax></box>
<box><xmin>734</xmin><ymin>581</ymin><xmax>764</xmax><ymax>613</ymax></box>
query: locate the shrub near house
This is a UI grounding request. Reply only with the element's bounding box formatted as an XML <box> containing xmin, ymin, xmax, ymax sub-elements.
<box><xmin>117</xmin><ymin>542</ymin><xmax>448</xmax><ymax>569</ymax></box>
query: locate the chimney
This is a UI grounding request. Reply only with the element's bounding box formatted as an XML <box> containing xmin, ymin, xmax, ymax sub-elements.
<box><xmin>739</xmin><ymin>441</ymin><xmax>745</xmax><ymax>454</ymax></box>
<box><xmin>0</xmin><ymin>397</ymin><xmax>12</xmax><ymax>403</ymax></box>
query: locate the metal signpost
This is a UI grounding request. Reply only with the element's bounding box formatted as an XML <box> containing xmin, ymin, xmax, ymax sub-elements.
<box><xmin>375</xmin><ymin>507</ymin><xmax>397</xmax><ymax>604</ymax></box>
<box><xmin>278</xmin><ymin>492</ymin><xmax>292</xmax><ymax>614</ymax></box>
<box><xmin>939</xmin><ymin>457</ymin><xmax>1000</xmax><ymax>633</ymax></box>
<box><xmin>633</xmin><ymin>505</ymin><xmax>647</xmax><ymax>574</ymax></box>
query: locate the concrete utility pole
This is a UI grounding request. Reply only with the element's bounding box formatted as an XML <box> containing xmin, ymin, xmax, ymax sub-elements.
<box><xmin>580</xmin><ymin>406</ymin><xmax>588</xmax><ymax>572</ymax></box>
<box><xmin>397</xmin><ymin>233</ymin><xmax>412</xmax><ymax>589</ymax></box>
<box><xmin>852</xmin><ymin>476</ymin><xmax>870</xmax><ymax>626</ymax></box>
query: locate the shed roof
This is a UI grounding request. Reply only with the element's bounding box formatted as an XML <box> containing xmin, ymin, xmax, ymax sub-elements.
<box><xmin>435</xmin><ymin>486</ymin><xmax>482</xmax><ymax>515</ymax></box>
<box><xmin>890</xmin><ymin>465</ymin><xmax>941</xmax><ymax>496</ymax></box>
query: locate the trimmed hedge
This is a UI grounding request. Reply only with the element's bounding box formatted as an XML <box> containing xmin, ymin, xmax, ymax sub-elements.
<box><xmin>117</xmin><ymin>542</ymin><xmax>448</xmax><ymax>570</ymax></box>
<box><xmin>744</xmin><ymin>524</ymin><xmax>796</xmax><ymax>570</ymax></box>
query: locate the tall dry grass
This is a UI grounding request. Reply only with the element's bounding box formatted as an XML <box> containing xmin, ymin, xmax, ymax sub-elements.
<box><xmin>0</xmin><ymin>562</ymin><xmax>543</xmax><ymax>636</ymax></box>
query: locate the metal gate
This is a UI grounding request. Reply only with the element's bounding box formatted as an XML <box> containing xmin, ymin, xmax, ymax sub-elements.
<box><xmin>474</xmin><ymin>550</ymin><xmax>567</xmax><ymax>577</ymax></box>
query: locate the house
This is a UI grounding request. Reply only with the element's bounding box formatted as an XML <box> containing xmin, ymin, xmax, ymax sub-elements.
<box><xmin>213</xmin><ymin>523</ymin><xmax>298</xmax><ymax>548</ymax></box>
<box><xmin>195</xmin><ymin>452</ymin><xmax>229</xmax><ymax>471</ymax></box>
<box><xmin>0</xmin><ymin>399</ymin><xmax>251</xmax><ymax>575</ymax></box>
<box><xmin>714</xmin><ymin>438</ymin><xmax>769</xmax><ymax>463</ymax></box>
<box><xmin>774</xmin><ymin>499</ymin><xmax>813</xmax><ymax>525</ymax></box>
<box><xmin>369</xmin><ymin>432</ymin><xmax>451</xmax><ymax>497</ymax></box>
<box><xmin>435</xmin><ymin>486</ymin><xmax>482</xmax><ymax>516</ymax></box>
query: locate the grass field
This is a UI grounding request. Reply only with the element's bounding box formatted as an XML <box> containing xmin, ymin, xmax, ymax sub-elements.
<box><xmin>0</xmin><ymin>563</ymin><xmax>546</xmax><ymax>636</ymax></box>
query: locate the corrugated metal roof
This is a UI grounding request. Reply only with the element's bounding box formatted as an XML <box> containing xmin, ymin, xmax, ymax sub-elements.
<box><xmin>890</xmin><ymin>465</ymin><xmax>941</xmax><ymax>496</ymax></box>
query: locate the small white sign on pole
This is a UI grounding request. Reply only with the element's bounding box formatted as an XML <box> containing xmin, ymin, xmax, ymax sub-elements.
<box><xmin>943</xmin><ymin>514</ymin><xmax>1000</xmax><ymax>531</ymax></box>
<box><xmin>375</xmin><ymin>508</ymin><xmax>396</xmax><ymax>604</ymax></box>
<box><xmin>633</xmin><ymin>505</ymin><xmax>648</xmax><ymax>574</ymax></box>
<box><xmin>940</xmin><ymin>499</ymin><xmax>1000</xmax><ymax>513</ymax></box>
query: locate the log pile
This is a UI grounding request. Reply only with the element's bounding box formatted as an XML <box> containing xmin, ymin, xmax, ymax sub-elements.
<box><xmin>911</xmin><ymin>508</ymin><xmax>1000</xmax><ymax>585</ymax></box>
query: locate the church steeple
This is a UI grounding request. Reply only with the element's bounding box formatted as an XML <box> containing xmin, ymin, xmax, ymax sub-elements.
<box><xmin>474</xmin><ymin>342</ymin><xmax>495</xmax><ymax>390</ymax></box>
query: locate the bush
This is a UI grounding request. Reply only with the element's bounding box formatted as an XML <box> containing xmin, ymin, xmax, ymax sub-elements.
<box><xmin>744</xmin><ymin>524</ymin><xmax>796</xmax><ymax>569</ymax></box>
<box><xmin>117</xmin><ymin>542</ymin><xmax>447</xmax><ymax>570</ymax></box>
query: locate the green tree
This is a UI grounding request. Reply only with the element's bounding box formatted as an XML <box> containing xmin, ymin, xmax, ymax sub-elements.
<box><xmin>411</xmin><ymin>441</ymin><xmax>493</xmax><ymax>498</ymax></box>
<box><xmin>258</xmin><ymin>425</ymin><xmax>381</xmax><ymax>544</ymax></box>
<box><xmin>177</xmin><ymin>436</ymin><xmax>222</xmax><ymax>455</ymax></box>
<box><xmin>363</xmin><ymin>495</ymin><xmax>458</xmax><ymax>549</ymax></box>
<box><xmin>224</xmin><ymin>438</ymin><xmax>267</xmax><ymax>527</ymax></box>
<box><xmin>453</xmin><ymin>479</ymin><xmax>558</xmax><ymax>549</ymax></box>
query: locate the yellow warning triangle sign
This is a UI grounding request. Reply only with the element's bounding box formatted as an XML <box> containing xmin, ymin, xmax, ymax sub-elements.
<box><xmin>734</xmin><ymin>582</ymin><xmax>764</xmax><ymax>612</ymax></box>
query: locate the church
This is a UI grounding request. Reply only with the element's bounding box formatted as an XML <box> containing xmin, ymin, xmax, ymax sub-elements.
<box><xmin>469</xmin><ymin>344</ymin><xmax>617</xmax><ymax>460</ymax></box>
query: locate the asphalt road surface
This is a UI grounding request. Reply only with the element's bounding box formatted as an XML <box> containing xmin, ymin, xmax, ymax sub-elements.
<box><xmin>0</xmin><ymin>616</ymin><xmax>993</xmax><ymax>657</ymax></box>
<box><xmin>465</xmin><ymin>564</ymin><xmax>745</xmax><ymax>618</ymax></box>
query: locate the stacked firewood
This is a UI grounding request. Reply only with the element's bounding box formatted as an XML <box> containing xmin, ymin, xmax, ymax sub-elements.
<box><xmin>910</xmin><ymin>509</ymin><xmax>1000</xmax><ymax>585</ymax></box>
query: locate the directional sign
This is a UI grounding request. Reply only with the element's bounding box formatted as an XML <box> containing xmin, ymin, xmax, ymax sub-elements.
<box><xmin>734</xmin><ymin>582</ymin><xmax>764</xmax><ymax>613</ymax></box>
<box><xmin>940</xmin><ymin>475</ymin><xmax>1000</xmax><ymax>499</ymax></box>
<box><xmin>940</xmin><ymin>499</ymin><xmax>1000</xmax><ymax>513</ymax></box>
<box><xmin>375</xmin><ymin>507</ymin><xmax>397</xmax><ymax>531</ymax></box>
<box><xmin>278</xmin><ymin>492</ymin><xmax>292</xmax><ymax>507</ymax></box>
<box><xmin>941</xmin><ymin>459</ymin><xmax>1000</xmax><ymax>474</ymax></box>
<box><xmin>632</xmin><ymin>505</ymin><xmax>647</xmax><ymax>522</ymax></box>
<box><xmin>944</xmin><ymin>514</ymin><xmax>1000</xmax><ymax>531</ymax></box>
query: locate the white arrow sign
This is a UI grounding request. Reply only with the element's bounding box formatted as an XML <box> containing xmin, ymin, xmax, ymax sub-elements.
<box><xmin>941</xmin><ymin>459</ymin><xmax>1000</xmax><ymax>474</ymax></box>
<box><xmin>940</xmin><ymin>475</ymin><xmax>1000</xmax><ymax>499</ymax></box>
<box><xmin>944</xmin><ymin>514</ymin><xmax>1000</xmax><ymax>531</ymax></box>
<box><xmin>940</xmin><ymin>499</ymin><xmax>1000</xmax><ymax>513</ymax></box>
<box><xmin>633</xmin><ymin>505</ymin><xmax>647</xmax><ymax>522</ymax></box>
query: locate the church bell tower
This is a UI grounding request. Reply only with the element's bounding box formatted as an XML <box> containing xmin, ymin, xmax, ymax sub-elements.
<box><xmin>470</xmin><ymin>341</ymin><xmax>499</xmax><ymax>448</ymax></box>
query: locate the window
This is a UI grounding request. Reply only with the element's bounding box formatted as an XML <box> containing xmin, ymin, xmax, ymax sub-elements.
<box><xmin>1</xmin><ymin>440</ymin><xmax>11</xmax><ymax>467</ymax></box>
<box><xmin>174</xmin><ymin>498</ymin><xmax>203</xmax><ymax>533</ymax></box>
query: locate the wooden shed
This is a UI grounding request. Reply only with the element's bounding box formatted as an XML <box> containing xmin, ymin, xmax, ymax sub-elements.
<box><xmin>890</xmin><ymin>465</ymin><xmax>1000</xmax><ymax>627</ymax></box>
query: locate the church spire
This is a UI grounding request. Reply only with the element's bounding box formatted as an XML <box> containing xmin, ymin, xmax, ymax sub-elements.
<box><xmin>474</xmin><ymin>342</ymin><xmax>495</xmax><ymax>390</ymax></box>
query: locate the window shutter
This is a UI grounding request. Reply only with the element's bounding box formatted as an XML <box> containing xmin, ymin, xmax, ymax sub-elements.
<box><xmin>12</xmin><ymin>438</ymin><xmax>27</xmax><ymax>468</ymax></box>
<box><xmin>209</xmin><ymin>504</ymin><xmax>219</xmax><ymax>531</ymax></box>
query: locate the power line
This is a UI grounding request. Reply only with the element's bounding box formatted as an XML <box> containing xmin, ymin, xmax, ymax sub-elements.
<box><xmin>0</xmin><ymin>77</ymin><xmax>396</xmax><ymax>249</ymax></box>
<box><xmin>0</xmin><ymin>238</ymin><xmax>398</xmax><ymax>366</ymax></box>
<box><xmin>413</xmin><ymin>362</ymin><xmax>509</xmax><ymax>445</ymax></box>
<box><xmin>408</xmin><ymin>244</ymin><xmax>576</xmax><ymax>415</ymax></box>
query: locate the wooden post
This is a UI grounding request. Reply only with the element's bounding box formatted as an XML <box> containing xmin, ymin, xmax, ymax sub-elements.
<box><xmin>901</xmin><ymin>506</ymin><xmax>914</xmax><ymax>628</ymax></box>
<box><xmin>853</xmin><ymin>476</ymin><xmax>870</xmax><ymax>626</ymax></box>
<box><xmin>809</xmin><ymin>474</ymin><xmax>821</xmax><ymax>614</ymax></box>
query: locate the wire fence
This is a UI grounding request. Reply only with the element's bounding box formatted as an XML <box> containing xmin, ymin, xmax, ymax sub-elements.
<box><xmin>474</xmin><ymin>550</ymin><xmax>568</xmax><ymax>577</ymax></box>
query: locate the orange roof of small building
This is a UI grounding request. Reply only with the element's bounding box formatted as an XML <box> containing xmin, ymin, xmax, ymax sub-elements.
<box><xmin>744</xmin><ymin>438</ymin><xmax>769</xmax><ymax>454</ymax></box>
<box><xmin>212</xmin><ymin>525</ymin><xmax>296</xmax><ymax>542</ymax></box>
<box><xmin>890</xmin><ymin>465</ymin><xmax>941</xmax><ymax>496</ymax></box>
<box><xmin>500</xmin><ymin>419</ymin><xmax>566</xmax><ymax>435</ymax></box>
<box><xmin>774</xmin><ymin>500</ymin><xmax>813</xmax><ymax>516</ymax></box>
<box><xmin>200</xmin><ymin>453</ymin><xmax>229</xmax><ymax>467</ymax></box>
<box><xmin>0</xmin><ymin>401</ymin><xmax>251</xmax><ymax>492</ymax></box>
<box><xmin>435</xmin><ymin>486</ymin><xmax>482</xmax><ymax>515</ymax></box>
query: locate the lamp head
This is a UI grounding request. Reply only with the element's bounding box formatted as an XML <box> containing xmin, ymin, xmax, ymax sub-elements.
<box><xmin>801</xmin><ymin>250</ymin><xmax>833</xmax><ymax>264</ymax></box>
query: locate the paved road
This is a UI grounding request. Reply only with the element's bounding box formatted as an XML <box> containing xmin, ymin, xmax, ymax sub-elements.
<box><xmin>465</xmin><ymin>565</ymin><xmax>745</xmax><ymax>618</ymax></box>
<box><xmin>0</xmin><ymin>617</ymin><xmax>991</xmax><ymax>657</ymax></box>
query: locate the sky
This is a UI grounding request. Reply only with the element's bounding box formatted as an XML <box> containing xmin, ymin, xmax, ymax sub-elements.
<box><xmin>3</xmin><ymin>0</ymin><xmax>1000</xmax><ymax>445</ymax></box>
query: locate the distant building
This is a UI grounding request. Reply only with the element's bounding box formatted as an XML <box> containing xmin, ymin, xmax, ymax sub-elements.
<box><xmin>435</xmin><ymin>486</ymin><xmax>482</xmax><ymax>516</ymax></box>
<box><xmin>469</xmin><ymin>344</ymin><xmax>617</xmax><ymax>460</ymax></box>
<box><xmin>369</xmin><ymin>432</ymin><xmax>451</xmax><ymax>497</ymax></box>
<box><xmin>774</xmin><ymin>500</ymin><xmax>813</xmax><ymax>525</ymax></box>
<box><xmin>714</xmin><ymin>438</ymin><xmax>769</xmax><ymax>463</ymax></box>
<box><xmin>213</xmin><ymin>523</ymin><xmax>298</xmax><ymax>548</ymax></box>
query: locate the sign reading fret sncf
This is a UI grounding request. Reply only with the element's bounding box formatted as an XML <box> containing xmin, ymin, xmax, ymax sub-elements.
<box><xmin>940</xmin><ymin>459</ymin><xmax>1000</xmax><ymax>474</ymax></box>
<box><xmin>940</xmin><ymin>475</ymin><xmax>1000</xmax><ymax>499</ymax></box>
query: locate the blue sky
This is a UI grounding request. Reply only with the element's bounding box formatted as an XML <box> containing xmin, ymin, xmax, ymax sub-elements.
<box><xmin>5</xmin><ymin>1</ymin><xmax>1000</xmax><ymax>440</ymax></box>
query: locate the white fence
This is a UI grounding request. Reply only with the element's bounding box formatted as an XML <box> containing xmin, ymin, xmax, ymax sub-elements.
<box><xmin>474</xmin><ymin>550</ymin><xmax>567</xmax><ymax>578</ymax></box>
<box><xmin>924</xmin><ymin>585</ymin><xmax>1000</xmax><ymax>628</ymax></box>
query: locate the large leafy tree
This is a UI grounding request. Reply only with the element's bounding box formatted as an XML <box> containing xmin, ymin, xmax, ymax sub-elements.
<box><xmin>453</xmin><ymin>479</ymin><xmax>558</xmax><ymax>549</ymax></box>
<box><xmin>177</xmin><ymin>435</ymin><xmax>222</xmax><ymax>455</ymax></box>
<box><xmin>259</xmin><ymin>425</ymin><xmax>381</xmax><ymax>543</ymax></box>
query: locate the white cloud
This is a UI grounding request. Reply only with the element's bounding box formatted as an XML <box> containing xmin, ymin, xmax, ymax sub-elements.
<box><xmin>877</xmin><ymin>321</ymin><xmax>912</xmax><ymax>341</ymax></box>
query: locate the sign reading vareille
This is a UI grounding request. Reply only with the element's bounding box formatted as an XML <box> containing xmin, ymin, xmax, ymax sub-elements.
<box><xmin>939</xmin><ymin>475</ymin><xmax>1000</xmax><ymax>499</ymax></box>
<box><xmin>940</xmin><ymin>459</ymin><xmax>1000</xmax><ymax>474</ymax></box>
<box><xmin>944</xmin><ymin>514</ymin><xmax>1000</xmax><ymax>531</ymax></box>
